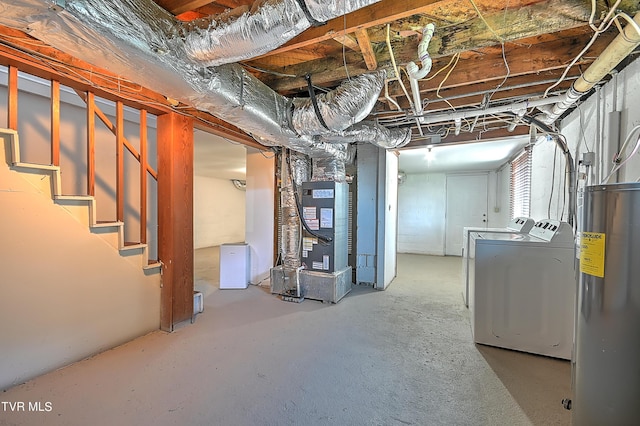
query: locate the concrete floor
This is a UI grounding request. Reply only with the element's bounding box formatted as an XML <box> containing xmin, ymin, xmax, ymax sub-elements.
<box><xmin>1</xmin><ymin>250</ymin><xmax>571</xmax><ymax>425</ymax></box>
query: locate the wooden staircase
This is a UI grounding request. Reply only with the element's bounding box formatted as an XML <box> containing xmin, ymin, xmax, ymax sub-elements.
<box><xmin>2</xmin><ymin>128</ymin><xmax>161</xmax><ymax>273</ymax></box>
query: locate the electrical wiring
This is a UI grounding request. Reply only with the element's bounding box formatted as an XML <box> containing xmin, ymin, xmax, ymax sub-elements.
<box><xmin>601</xmin><ymin>124</ymin><xmax>640</xmax><ymax>183</ymax></box>
<box><xmin>548</xmin><ymin>144</ymin><xmax>558</xmax><ymax>218</ymax></box>
<box><xmin>468</xmin><ymin>0</ymin><xmax>504</xmax><ymax>43</ymax></box>
<box><xmin>385</xmin><ymin>24</ymin><xmax>414</xmax><ymax>111</ymax></box>
<box><xmin>543</xmin><ymin>0</ymin><xmax>625</xmax><ymax>98</ymax></box>
<box><xmin>507</xmin><ymin>112</ymin><xmax>576</xmax><ymax>226</ymax></box>
<box><xmin>435</xmin><ymin>52</ymin><xmax>461</xmax><ymax>111</ymax></box>
<box><xmin>466</xmin><ymin>0</ymin><xmax>512</xmax><ymax>106</ymax></box>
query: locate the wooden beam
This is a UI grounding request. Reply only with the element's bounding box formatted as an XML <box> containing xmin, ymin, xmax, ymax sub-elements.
<box><xmin>267</xmin><ymin>28</ymin><xmax>616</xmax><ymax>94</ymax></box>
<box><xmin>86</xmin><ymin>91</ymin><xmax>96</xmax><ymax>197</ymax></box>
<box><xmin>116</xmin><ymin>101</ymin><xmax>125</xmax><ymax>223</ymax></box>
<box><xmin>140</xmin><ymin>110</ymin><xmax>148</xmax><ymax>245</ymax></box>
<box><xmin>333</xmin><ymin>33</ymin><xmax>361</xmax><ymax>52</ymax></box>
<box><xmin>7</xmin><ymin>65</ymin><xmax>17</xmax><ymax>131</ymax></box>
<box><xmin>391</xmin><ymin>31</ymin><xmax>617</xmax><ymax>97</ymax></box>
<box><xmin>355</xmin><ymin>29</ymin><xmax>378</xmax><ymax>70</ymax></box>
<box><xmin>51</xmin><ymin>80</ymin><xmax>60</xmax><ymax>166</ymax></box>
<box><xmin>154</xmin><ymin>0</ymin><xmax>216</xmax><ymax>15</ymax></box>
<box><xmin>158</xmin><ymin>112</ymin><xmax>194</xmax><ymax>331</ymax></box>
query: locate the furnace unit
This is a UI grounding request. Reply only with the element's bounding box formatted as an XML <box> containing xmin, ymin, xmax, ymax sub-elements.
<box><xmin>300</xmin><ymin>181</ymin><xmax>348</xmax><ymax>273</ymax></box>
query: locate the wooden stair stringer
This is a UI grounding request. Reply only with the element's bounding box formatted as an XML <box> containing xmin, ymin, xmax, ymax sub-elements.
<box><xmin>1</xmin><ymin>128</ymin><xmax>161</xmax><ymax>274</ymax></box>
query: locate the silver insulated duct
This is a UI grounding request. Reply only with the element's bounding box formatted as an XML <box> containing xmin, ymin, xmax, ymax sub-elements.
<box><xmin>0</xmin><ymin>0</ymin><xmax>408</xmax><ymax>159</ymax></box>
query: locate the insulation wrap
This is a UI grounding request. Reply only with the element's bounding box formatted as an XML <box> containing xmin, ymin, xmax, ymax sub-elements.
<box><xmin>292</xmin><ymin>71</ymin><xmax>386</xmax><ymax>135</ymax></box>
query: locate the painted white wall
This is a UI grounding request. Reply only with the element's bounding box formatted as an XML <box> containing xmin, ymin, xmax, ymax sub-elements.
<box><xmin>382</xmin><ymin>151</ymin><xmax>398</xmax><ymax>287</ymax></box>
<box><xmin>530</xmin><ymin>57</ymin><xmax>640</xmax><ymax>222</ymax></box>
<box><xmin>0</xmin><ymin>141</ymin><xmax>160</xmax><ymax>391</ymax></box>
<box><xmin>398</xmin><ymin>173</ymin><xmax>446</xmax><ymax>255</ymax></box>
<box><xmin>398</xmin><ymin>169</ymin><xmax>510</xmax><ymax>255</ymax></box>
<box><xmin>0</xmin><ymin>68</ymin><xmax>159</xmax><ymax>259</ymax></box>
<box><xmin>245</xmin><ymin>151</ymin><xmax>275</xmax><ymax>284</ymax></box>
<box><xmin>193</xmin><ymin>175</ymin><xmax>245</xmax><ymax>249</ymax></box>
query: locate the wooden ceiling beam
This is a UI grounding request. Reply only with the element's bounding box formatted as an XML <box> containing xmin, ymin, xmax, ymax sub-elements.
<box><xmin>332</xmin><ymin>33</ymin><xmax>361</xmax><ymax>52</ymax></box>
<box><xmin>355</xmin><ymin>29</ymin><xmax>378</xmax><ymax>71</ymax></box>
<box><xmin>263</xmin><ymin>28</ymin><xmax>615</xmax><ymax>94</ymax></box>
<box><xmin>154</xmin><ymin>0</ymin><xmax>217</xmax><ymax>15</ymax></box>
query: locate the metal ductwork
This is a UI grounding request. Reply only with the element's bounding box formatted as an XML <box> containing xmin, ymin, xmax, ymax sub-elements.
<box><xmin>182</xmin><ymin>0</ymin><xmax>382</xmax><ymax>66</ymax></box>
<box><xmin>540</xmin><ymin>11</ymin><xmax>640</xmax><ymax>125</ymax></box>
<box><xmin>313</xmin><ymin>121</ymin><xmax>411</xmax><ymax>149</ymax></box>
<box><xmin>0</xmin><ymin>0</ymin><xmax>406</xmax><ymax>161</ymax></box>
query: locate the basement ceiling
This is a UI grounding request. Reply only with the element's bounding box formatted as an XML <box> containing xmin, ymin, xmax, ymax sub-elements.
<box><xmin>153</xmin><ymin>0</ymin><xmax>640</xmax><ymax>150</ymax></box>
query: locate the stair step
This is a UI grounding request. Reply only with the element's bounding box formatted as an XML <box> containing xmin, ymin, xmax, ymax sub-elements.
<box><xmin>120</xmin><ymin>242</ymin><xmax>146</xmax><ymax>251</ymax></box>
<box><xmin>144</xmin><ymin>260</ymin><xmax>162</xmax><ymax>271</ymax></box>
<box><xmin>55</xmin><ymin>195</ymin><xmax>94</xmax><ymax>202</ymax></box>
<box><xmin>13</xmin><ymin>162</ymin><xmax>59</xmax><ymax>171</ymax></box>
<box><xmin>91</xmin><ymin>221</ymin><xmax>124</xmax><ymax>229</ymax></box>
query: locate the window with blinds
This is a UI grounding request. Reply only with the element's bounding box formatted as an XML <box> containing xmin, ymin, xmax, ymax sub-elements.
<box><xmin>510</xmin><ymin>147</ymin><xmax>532</xmax><ymax>218</ymax></box>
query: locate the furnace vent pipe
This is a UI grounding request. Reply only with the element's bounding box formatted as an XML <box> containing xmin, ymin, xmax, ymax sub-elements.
<box><xmin>540</xmin><ymin>12</ymin><xmax>640</xmax><ymax>125</ymax></box>
<box><xmin>407</xmin><ymin>23</ymin><xmax>435</xmax><ymax>124</ymax></box>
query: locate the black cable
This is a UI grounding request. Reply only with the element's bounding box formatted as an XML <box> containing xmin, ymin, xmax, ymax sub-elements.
<box><xmin>505</xmin><ymin>112</ymin><xmax>576</xmax><ymax>226</ymax></box>
<box><xmin>285</xmin><ymin>151</ymin><xmax>332</xmax><ymax>244</ymax></box>
<box><xmin>294</xmin><ymin>0</ymin><xmax>326</xmax><ymax>27</ymax></box>
<box><xmin>305</xmin><ymin>74</ymin><xmax>330</xmax><ymax>131</ymax></box>
<box><xmin>549</xmin><ymin>145</ymin><xmax>557</xmax><ymax>218</ymax></box>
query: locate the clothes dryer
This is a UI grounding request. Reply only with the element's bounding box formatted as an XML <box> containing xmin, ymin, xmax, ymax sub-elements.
<box><xmin>469</xmin><ymin>220</ymin><xmax>575</xmax><ymax>359</ymax></box>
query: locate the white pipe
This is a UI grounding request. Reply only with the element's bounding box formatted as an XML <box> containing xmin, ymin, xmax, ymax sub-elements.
<box><xmin>454</xmin><ymin>117</ymin><xmax>462</xmax><ymax>135</ymax></box>
<box><xmin>508</xmin><ymin>109</ymin><xmax>526</xmax><ymax>132</ymax></box>
<box><xmin>407</xmin><ymin>24</ymin><xmax>435</xmax><ymax>124</ymax></box>
<box><xmin>540</xmin><ymin>11</ymin><xmax>640</xmax><ymax>125</ymax></box>
<box><xmin>407</xmin><ymin>24</ymin><xmax>436</xmax><ymax>80</ymax></box>
<box><xmin>418</xmin><ymin>96</ymin><xmax>564</xmax><ymax>125</ymax></box>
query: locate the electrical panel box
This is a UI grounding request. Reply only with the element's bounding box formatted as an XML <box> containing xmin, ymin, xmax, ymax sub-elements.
<box><xmin>300</xmin><ymin>181</ymin><xmax>348</xmax><ymax>273</ymax></box>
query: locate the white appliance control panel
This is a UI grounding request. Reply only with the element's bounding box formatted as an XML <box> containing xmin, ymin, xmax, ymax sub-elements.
<box><xmin>528</xmin><ymin>219</ymin><xmax>573</xmax><ymax>243</ymax></box>
<box><xmin>508</xmin><ymin>217</ymin><xmax>535</xmax><ymax>232</ymax></box>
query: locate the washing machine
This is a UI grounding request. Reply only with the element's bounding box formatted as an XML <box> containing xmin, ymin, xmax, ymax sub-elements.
<box><xmin>461</xmin><ymin>217</ymin><xmax>534</xmax><ymax>307</ymax></box>
<box><xmin>469</xmin><ymin>219</ymin><xmax>575</xmax><ymax>359</ymax></box>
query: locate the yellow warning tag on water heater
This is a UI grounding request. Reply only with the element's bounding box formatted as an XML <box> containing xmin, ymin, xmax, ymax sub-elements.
<box><xmin>580</xmin><ymin>232</ymin><xmax>606</xmax><ymax>278</ymax></box>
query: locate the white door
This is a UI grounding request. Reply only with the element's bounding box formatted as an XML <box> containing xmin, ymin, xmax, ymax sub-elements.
<box><xmin>445</xmin><ymin>174</ymin><xmax>488</xmax><ymax>256</ymax></box>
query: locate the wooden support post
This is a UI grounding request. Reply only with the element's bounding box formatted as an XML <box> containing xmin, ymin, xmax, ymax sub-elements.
<box><xmin>86</xmin><ymin>91</ymin><xmax>96</xmax><ymax>196</ymax></box>
<box><xmin>116</xmin><ymin>101</ymin><xmax>124</xmax><ymax>223</ymax></box>
<box><xmin>139</xmin><ymin>109</ymin><xmax>148</xmax><ymax>244</ymax></box>
<box><xmin>7</xmin><ymin>65</ymin><xmax>18</xmax><ymax>131</ymax></box>
<box><xmin>157</xmin><ymin>112</ymin><xmax>194</xmax><ymax>331</ymax></box>
<box><xmin>51</xmin><ymin>80</ymin><xmax>60</xmax><ymax>166</ymax></box>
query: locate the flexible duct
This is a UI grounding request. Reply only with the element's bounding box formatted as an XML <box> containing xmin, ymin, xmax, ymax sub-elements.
<box><xmin>540</xmin><ymin>11</ymin><xmax>640</xmax><ymax>125</ymax></box>
<box><xmin>312</xmin><ymin>158</ymin><xmax>347</xmax><ymax>182</ymax></box>
<box><xmin>292</xmin><ymin>71</ymin><xmax>386</xmax><ymax>135</ymax></box>
<box><xmin>312</xmin><ymin>122</ymin><xmax>412</xmax><ymax>149</ymax></box>
<box><xmin>0</xmin><ymin>0</ymin><xmax>400</xmax><ymax>160</ymax></box>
